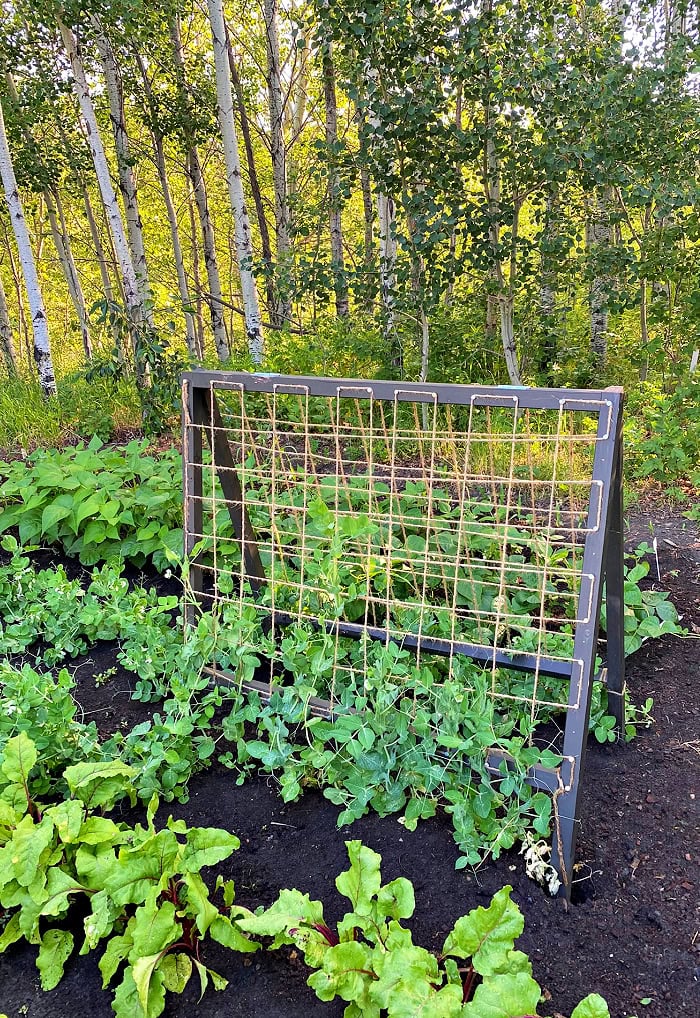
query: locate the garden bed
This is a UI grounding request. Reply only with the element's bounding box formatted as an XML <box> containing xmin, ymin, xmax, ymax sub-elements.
<box><xmin>0</xmin><ymin>506</ymin><xmax>698</xmax><ymax>1018</ymax></box>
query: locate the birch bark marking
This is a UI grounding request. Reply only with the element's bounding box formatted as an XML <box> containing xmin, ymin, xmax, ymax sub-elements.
<box><xmin>57</xmin><ymin>19</ymin><xmax>142</xmax><ymax>331</ymax></box>
<box><xmin>322</xmin><ymin>41</ymin><xmax>349</xmax><ymax>318</ymax></box>
<box><xmin>207</xmin><ymin>0</ymin><xmax>264</xmax><ymax>363</ymax></box>
<box><xmin>0</xmin><ymin>96</ymin><xmax>56</xmax><ymax>395</ymax></box>
<box><xmin>93</xmin><ymin>24</ymin><xmax>153</xmax><ymax>324</ymax></box>
<box><xmin>264</xmin><ymin>0</ymin><xmax>291</xmax><ymax>327</ymax></box>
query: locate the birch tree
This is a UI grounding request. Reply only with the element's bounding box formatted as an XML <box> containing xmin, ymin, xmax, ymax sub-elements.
<box><xmin>170</xmin><ymin>16</ymin><xmax>230</xmax><ymax>360</ymax></box>
<box><xmin>4</xmin><ymin>71</ymin><xmax>93</xmax><ymax>360</ymax></box>
<box><xmin>321</xmin><ymin>39</ymin><xmax>349</xmax><ymax>318</ymax></box>
<box><xmin>207</xmin><ymin>0</ymin><xmax>264</xmax><ymax>363</ymax></box>
<box><xmin>0</xmin><ymin>267</ymin><xmax>18</xmax><ymax>375</ymax></box>
<box><xmin>0</xmin><ymin>94</ymin><xmax>55</xmax><ymax>394</ymax></box>
<box><xmin>264</xmin><ymin>0</ymin><xmax>292</xmax><ymax>326</ymax></box>
<box><xmin>134</xmin><ymin>51</ymin><xmax>200</xmax><ymax>358</ymax></box>
<box><xmin>92</xmin><ymin>21</ymin><xmax>153</xmax><ymax>324</ymax></box>
<box><xmin>57</xmin><ymin>17</ymin><xmax>145</xmax><ymax>368</ymax></box>
<box><xmin>227</xmin><ymin>40</ymin><xmax>276</xmax><ymax>319</ymax></box>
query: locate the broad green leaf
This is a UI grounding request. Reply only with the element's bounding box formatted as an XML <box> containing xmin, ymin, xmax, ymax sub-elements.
<box><xmin>75</xmin><ymin>843</ymin><xmax>119</xmax><ymax>889</ymax></box>
<box><xmin>181</xmin><ymin>825</ymin><xmax>240</xmax><ymax>871</ymax></box>
<box><xmin>41</xmin><ymin>867</ymin><xmax>86</xmax><ymax>917</ymax></box>
<box><xmin>112</xmin><ymin>964</ymin><xmax>165</xmax><ymax>1018</ymax></box>
<box><xmin>159</xmin><ymin>952</ymin><xmax>192</xmax><ymax>993</ymax></box>
<box><xmin>308</xmin><ymin>941</ymin><xmax>375</xmax><ymax>1004</ymax></box>
<box><xmin>41</xmin><ymin>503</ymin><xmax>71</xmax><ymax>534</ymax></box>
<box><xmin>0</xmin><ymin>913</ymin><xmax>21</xmax><ymax>952</ymax></box>
<box><xmin>193</xmin><ymin>958</ymin><xmax>209</xmax><ymax>1001</ymax></box>
<box><xmin>377</xmin><ymin>877</ymin><xmax>415</xmax><ymax>921</ymax></box>
<box><xmin>209</xmin><ymin>914</ymin><xmax>259</xmax><ymax>954</ymax></box>
<box><xmin>335</xmin><ymin>841</ymin><xmax>382</xmax><ymax>915</ymax></box>
<box><xmin>64</xmin><ymin>760</ymin><xmax>135</xmax><ymax>810</ymax></box>
<box><xmin>1</xmin><ymin>732</ymin><xmax>37</xmax><ymax>785</ymax></box>
<box><xmin>237</xmin><ymin>888</ymin><xmax>325</xmax><ymax>941</ymax></box>
<box><xmin>45</xmin><ymin>800</ymin><xmax>83</xmax><ymax>844</ymax></box>
<box><xmin>460</xmin><ymin>970</ymin><xmax>542</xmax><ymax>1017</ymax></box>
<box><xmin>4</xmin><ymin>815</ymin><xmax>54</xmax><ymax>886</ymax></box>
<box><xmin>36</xmin><ymin>928</ymin><xmax>74</xmax><ymax>991</ymax></box>
<box><xmin>79</xmin><ymin>817</ymin><xmax>127</xmax><ymax>846</ymax></box>
<box><xmin>442</xmin><ymin>886</ymin><xmax>526</xmax><ymax>976</ymax></box>
<box><xmin>182</xmin><ymin>871</ymin><xmax>218</xmax><ymax>935</ymax></box>
<box><xmin>207</xmin><ymin>966</ymin><xmax>228</xmax><ymax>991</ymax></box>
<box><xmin>105</xmin><ymin>830</ymin><xmax>181</xmax><ymax>906</ymax></box>
<box><xmin>130</xmin><ymin>890</ymin><xmax>180</xmax><ymax>957</ymax></box>
<box><xmin>571</xmin><ymin>994</ymin><xmax>611</xmax><ymax>1018</ymax></box>
<box><xmin>72</xmin><ymin>493</ymin><xmax>104</xmax><ymax>527</ymax></box>
<box><xmin>132</xmin><ymin>953</ymin><xmax>167</xmax><ymax>1016</ymax></box>
<box><xmin>100</xmin><ymin>925</ymin><xmax>134</xmax><ymax>988</ymax></box>
<box><xmin>371</xmin><ymin>943</ymin><xmax>463</xmax><ymax>1017</ymax></box>
<box><xmin>82</xmin><ymin>888</ymin><xmax>120</xmax><ymax>951</ymax></box>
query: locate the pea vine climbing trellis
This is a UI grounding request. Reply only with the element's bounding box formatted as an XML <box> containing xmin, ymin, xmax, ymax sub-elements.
<box><xmin>181</xmin><ymin>370</ymin><xmax>625</xmax><ymax>897</ymax></box>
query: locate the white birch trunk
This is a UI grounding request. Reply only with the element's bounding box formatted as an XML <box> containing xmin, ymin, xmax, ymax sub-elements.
<box><xmin>185</xmin><ymin>179</ymin><xmax>206</xmax><ymax>357</ymax></box>
<box><xmin>377</xmin><ymin>193</ymin><xmax>397</xmax><ymax>333</ymax></box>
<box><xmin>587</xmin><ymin>191</ymin><xmax>611</xmax><ymax>368</ymax></box>
<box><xmin>46</xmin><ymin>191</ymin><xmax>93</xmax><ymax>360</ymax></box>
<box><xmin>2</xmin><ymin>228</ymin><xmax>30</xmax><ymax>369</ymax></box>
<box><xmin>364</xmin><ymin>57</ymin><xmax>397</xmax><ymax>341</ymax></box>
<box><xmin>187</xmin><ymin>148</ymin><xmax>230</xmax><ymax>360</ymax></box>
<box><xmin>485</xmin><ymin>123</ymin><xmax>521</xmax><ymax>385</ymax></box>
<box><xmin>322</xmin><ymin>42</ymin><xmax>349</xmax><ymax>318</ymax></box>
<box><xmin>207</xmin><ymin>0</ymin><xmax>264</xmax><ymax>363</ymax></box>
<box><xmin>135</xmin><ymin>50</ymin><xmax>199</xmax><ymax>358</ymax></box>
<box><xmin>169</xmin><ymin>16</ymin><xmax>230</xmax><ymax>359</ymax></box>
<box><xmin>4</xmin><ymin>70</ymin><xmax>93</xmax><ymax>361</ymax></box>
<box><xmin>499</xmin><ymin>296</ymin><xmax>520</xmax><ymax>386</ymax></box>
<box><xmin>154</xmin><ymin>133</ymin><xmax>199</xmax><ymax>358</ymax></box>
<box><xmin>0</xmin><ymin>96</ymin><xmax>56</xmax><ymax>395</ymax></box>
<box><xmin>0</xmin><ymin>271</ymin><xmax>18</xmax><ymax>376</ymax></box>
<box><xmin>93</xmin><ymin>25</ymin><xmax>153</xmax><ymax>323</ymax></box>
<box><xmin>264</xmin><ymin>0</ymin><xmax>291</xmax><ymax>326</ymax></box>
<box><xmin>58</xmin><ymin>19</ymin><xmax>142</xmax><ymax>328</ymax></box>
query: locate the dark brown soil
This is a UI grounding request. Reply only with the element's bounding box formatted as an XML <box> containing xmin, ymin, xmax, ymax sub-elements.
<box><xmin>1</xmin><ymin>507</ymin><xmax>699</xmax><ymax>1018</ymax></box>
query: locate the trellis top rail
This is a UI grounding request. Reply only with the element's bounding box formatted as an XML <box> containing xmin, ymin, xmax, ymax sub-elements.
<box><xmin>183</xmin><ymin>370</ymin><xmax>622</xmax><ymax>413</ymax></box>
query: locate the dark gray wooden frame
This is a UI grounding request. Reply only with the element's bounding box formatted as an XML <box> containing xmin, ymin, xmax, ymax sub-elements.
<box><xmin>182</xmin><ymin>370</ymin><xmax>625</xmax><ymax>899</ymax></box>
